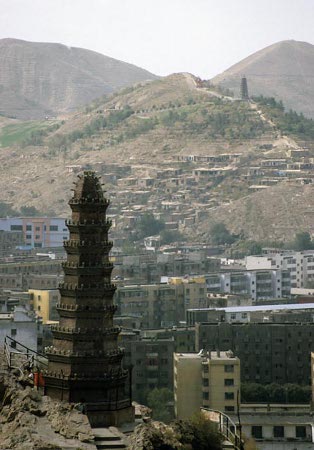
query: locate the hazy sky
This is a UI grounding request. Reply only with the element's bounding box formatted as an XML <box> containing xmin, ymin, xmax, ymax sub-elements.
<box><xmin>1</xmin><ymin>0</ymin><xmax>313</xmax><ymax>78</ymax></box>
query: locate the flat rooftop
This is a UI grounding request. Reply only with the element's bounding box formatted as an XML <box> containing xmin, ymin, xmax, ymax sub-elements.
<box><xmin>187</xmin><ymin>303</ymin><xmax>314</xmax><ymax>313</ymax></box>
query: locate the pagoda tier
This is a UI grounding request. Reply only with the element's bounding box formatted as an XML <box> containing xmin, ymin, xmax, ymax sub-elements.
<box><xmin>44</xmin><ymin>171</ymin><xmax>133</xmax><ymax>427</ymax></box>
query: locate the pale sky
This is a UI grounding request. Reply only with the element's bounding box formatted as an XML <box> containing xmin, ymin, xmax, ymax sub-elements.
<box><xmin>0</xmin><ymin>0</ymin><xmax>313</xmax><ymax>78</ymax></box>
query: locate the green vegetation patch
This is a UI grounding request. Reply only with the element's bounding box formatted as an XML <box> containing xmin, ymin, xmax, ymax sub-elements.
<box><xmin>0</xmin><ymin>120</ymin><xmax>60</xmax><ymax>147</ymax></box>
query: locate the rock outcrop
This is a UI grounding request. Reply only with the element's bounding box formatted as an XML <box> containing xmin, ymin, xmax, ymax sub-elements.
<box><xmin>0</xmin><ymin>363</ymin><xmax>96</xmax><ymax>450</ymax></box>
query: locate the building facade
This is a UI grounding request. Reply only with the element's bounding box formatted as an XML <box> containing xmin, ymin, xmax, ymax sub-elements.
<box><xmin>196</xmin><ymin>322</ymin><xmax>314</xmax><ymax>385</ymax></box>
<box><xmin>205</xmin><ymin>269</ymin><xmax>291</xmax><ymax>302</ymax></box>
<box><xmin>246</xmin><ymin>251</ymin><xmax>314</xmax><ymax>288</ymax></box>
<box><xmin>29</xmin><ymin>289</ymin><xmax>60</xmax><ymax>324</ymax></box>
<box><xmin>0</xmin><ymin>217</ymin><xmax>69</xmax><ymax>248</ymax></box>
<box><xmin>120</xmin><ymin>331</ymin><xmax>175</xmax><ymax>404</ymax></box>
<box><xmin>115</xmin><ymin>278</ymin><xmax>207</xmax><ymax>329</ymax></box>
<box><xmin>174</xmin><ymin>351</ymin><xmax>240</xmax><ymax>419</ymax></box>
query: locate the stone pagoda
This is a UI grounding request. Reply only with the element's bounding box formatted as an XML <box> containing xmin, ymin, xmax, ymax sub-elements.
<box><xmin>44</xmin><ymin>171</ymin><xmax>133</xmax><ymax>427</ymax></box>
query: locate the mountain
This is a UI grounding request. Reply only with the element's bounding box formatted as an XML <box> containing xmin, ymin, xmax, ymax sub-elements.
<box><xmin>0</xmin><ymin>38</ymin><xmax>157</xmax><ymax>119</ymax></box>
<box><xmin>212</xmin><ymin>40</ymin><xmax>314</xmax><ymax>118</ymax></box>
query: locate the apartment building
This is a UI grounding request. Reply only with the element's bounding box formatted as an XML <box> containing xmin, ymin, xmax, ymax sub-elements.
<box><xmin>115</xmin><ymin>278</ymin><xmax>207</xmax><ymax>329</ymax></box>
<box><xmin>120</xmin><ymin>331</ymin><xmax>175</xmax><ymax>403</ymax></box>
<box><xmin>0</xmin><ymin>217</ymin><xmax>68</xmax><ymax>248</ymax></box>
<box><xmin>187</xmin><ymin>303</ymin><xmax>314</xmax><ymax>326</ymax></box>
<box><xmin>29</xmin><ymin>289</ymin><xmax>60</xmax><ymax>324</ymax></box>
<box><xmin>246</xmin><ymin>251</ymin><xmax>314</xmax><ymax>288</ymax></box>
<box><xmin>174</xmin><ymin>351</ymin><xmax>240</xmax><ymax>419</ymax></box>
<box><xmin>205</xmin><ymin>269</ymin><xmax>291</xmax><ymax>301</ymax></box>
<box><xmin>196</xmin><ymin>322</ymin><xmax>314</xmax><ymax>385</ymax></box>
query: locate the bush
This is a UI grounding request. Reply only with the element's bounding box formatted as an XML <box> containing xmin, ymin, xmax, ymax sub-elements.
<box><xmin>210</xmin><ymin>223</ymin><xmax>237</xmax><ymax>245</ymax></box>
<box><xmin>173</xmin><ymin>412</ymin><xmax>223</xmax><ymax>450</ymax></box>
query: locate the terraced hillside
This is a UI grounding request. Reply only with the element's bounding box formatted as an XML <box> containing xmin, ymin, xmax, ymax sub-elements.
<box><xmin>0</xmin><ymin>72</ymin><xmax>313</xmax><ymax>242</ymax></box>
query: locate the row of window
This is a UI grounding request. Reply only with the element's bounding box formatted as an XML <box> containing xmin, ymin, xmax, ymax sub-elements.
<box><xmin>10</xmin><ymin>224</ymin><xmax>65</xmax><ymax>232</ymax></box>
<box><xmin>252</xmin><ymin>425</ymin><xmax>306</xmax><ymax>439</ymax></box>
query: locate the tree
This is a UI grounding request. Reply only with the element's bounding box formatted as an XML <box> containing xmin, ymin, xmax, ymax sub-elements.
<box><xmin>160</xmin><ymin>229</ymin><xmax>183</xmax><ymax>245</ymax></box>
<box><xmin>136</xmin><ymin>213</ymin><xmax>165</xmax><ymax>239</ymax></box>
<box><xmin>241</xmin><ymin>383</ymin><xmax>311</xmax><ymax>404</ymax></box>
<box><xmin>293</xmin><ymin>231</ymin><xmax>314</xmax><ymax>251</ymax></box>
<box><xmin>210</xmin><ymin>223</ymin><xmax>236</xmax><ymax>245</ymax></box>
<box><xmin>147</xmin><ymin>388</ymin><xmax>174</xmax><ymax>423</ymax></box>
<box><xmin>20</xmin><ymin>206</ymin><xmax>40</xmax><ymax>217</ymax></box>
<box><xmin>173</xmin><ymin>413</ymin><xmax>223</xmax><ymax>450</ymax></box>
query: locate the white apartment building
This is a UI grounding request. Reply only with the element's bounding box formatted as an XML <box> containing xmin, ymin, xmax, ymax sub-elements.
<box><xmin>246</xmin><ymin>251</ymin><xmax>314</xmax><ymax>288</ymax></box>
<box><xmin>205</xmin><ymin>269</ymin><xmax>290</xmax><ymax>302</ymax></box>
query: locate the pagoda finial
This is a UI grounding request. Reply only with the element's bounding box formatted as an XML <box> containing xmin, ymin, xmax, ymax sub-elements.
<box><xmin>71</xmin><ymin>171</ymin><xmax>104</xmax><ymax>202</ymax></box>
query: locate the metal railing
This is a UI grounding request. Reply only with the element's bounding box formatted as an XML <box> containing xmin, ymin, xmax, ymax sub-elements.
<box><xmin>4</xmin><ymin>336</ymin><xmax>48</xmax><ymax>373</ymax></box>
<box><xmin>201</xmin><ymin>408</ymin><xmax>244</xmax><ymax>450</ymax></box>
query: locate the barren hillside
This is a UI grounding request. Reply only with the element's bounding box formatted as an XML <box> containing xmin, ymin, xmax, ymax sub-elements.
<box><xmin>0</xmin><ymin>38</ymin><xmax>157</xmax><ymax>119</ymax></box>
<box><xmin>212</xmin><ymin>40</ymin><xmax>314</xmax><ymax>118</ymax></box>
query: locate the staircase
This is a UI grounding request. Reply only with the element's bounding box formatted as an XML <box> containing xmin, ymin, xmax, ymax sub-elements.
<box><xmin>92</xmin><ymin>428</ymin><xmax>127</xmax><ymax>450</ymax></box>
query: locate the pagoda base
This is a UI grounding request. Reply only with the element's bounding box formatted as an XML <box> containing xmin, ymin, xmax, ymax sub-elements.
<box><xmin>86</xmin><ymin>403</ymin><xmax>135</xmax><ymax>428</ymax></box>
<box><xmin>44</xmin><ymin>375</ymin><xmax>134</xmax><ymax>426</ymax></box>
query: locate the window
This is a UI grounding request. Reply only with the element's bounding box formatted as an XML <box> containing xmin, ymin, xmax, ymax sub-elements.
<box><xmin>26</xmin><ymin>234</ymin><xmax>32</xmax><ymax>240</ymax></box>
<box><xmin>202</xmin><ymin>378</ymin><xmax>209</xmax><ymax>387</ymax></box>
<box><xmin>35</xmin><ymin>226</ymin><xmax>40</xmax><ymax>231</ymax></box>
<box><xmin>10</xmin><ymin>225</ymin><xmax>23</xmax><ymax>231</ymax></box>
<box><xmin>202</xmin><ymin>392</ymin><xmax>209</xmax><ymax>400</ymax></box>
<box><xmin>49</xmin><ymin>225</ymin><xmax>58</xmax><ymax>231</ymax></box>
<box><xmin>273</xmin><ymin>426</ymin><xmax>284</xmax><ymax>438</ymax></box>
<box><xmin>296</xmin><ymin>426</ymin><xmax>306</xmax><ymax>438</ymax></box>
<box><xmin>225</xmin><ymin>406</ymin><xmax>235</xmax><ymax>412</ymax></box>
<box><xmin>11</xmin><ymin>329</ymin><xmax>17</xmax><ymax>336</ymax></box>
<box><xmin>225</xmin><ymin>365</ymin><xmax>234</xmax><ymax>373</ymax></box>
<box><xmin>26</xmin><ymin>225</ymin><xmax>32</xmax><ymax>231</ymax></box>
<box><xmin>224</xmin><ymin>379</ymin><xmax>234</xmax><ymax>386</ymax></box>
<box><xmin>225</xmin><ymin>392</ymin><xmax>234</xmax><ymax>400</ymax></box>
<box><xmin>38</xmin><ymin>305</ymin><xmax>41</xmax><ymax>311</ymax></box>
<box><xmin>35</xmin><ymin>235</ymin><xmax>40</xmax><ymax>239</ymax></box>
<box><xmin>252</xmin><ymin>426</ymin><xmax>263</xmax><ymax>439</ymax></box>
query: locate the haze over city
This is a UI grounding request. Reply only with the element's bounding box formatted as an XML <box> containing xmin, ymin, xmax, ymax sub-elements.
<box><xmin>1</xmin><ymin>0</ymin><xmax>314</xmax><ymax>77</ymax></box>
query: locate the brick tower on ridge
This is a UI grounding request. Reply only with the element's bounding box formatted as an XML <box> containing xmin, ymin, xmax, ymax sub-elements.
<box><xmin>44</xmin><ymin>171</ymin><xmax>133</xmax><ymax>427</ymax></box>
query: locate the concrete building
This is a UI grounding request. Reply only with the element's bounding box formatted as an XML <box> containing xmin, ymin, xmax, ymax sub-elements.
<box><xmin>205</xmin><ymin>269</ymin><xmax>291</xmax><ymax>302</ymax></box>
<box><xmin>196</xmin><ymin>322</ymin><xmax>314</xmax><ymax>385</ymax></box>
<box><xmin>246</xmin><ymin>251</ymin><xmax>314</xmax><ymax>288</ymax></box>
<box><xmin>0</xmin><ymin>217</ymin><xmax>68</xmax><ymax>248</ymax></box>
<box><xmin>187</xmin><ymin>302</ymin><xmax>314</xmax><ymax>325</ymax></box>
<box><xmin>29</xmin><ymin>289</ymin><xmax>60</xmax><ymax>324</ymax></box>
<box><xmin>174</xmin><ymin>351</ymin><xmax>240</xmax><ymax>419</ymax></box>
<box><xmin>229</xmin><ymin>411</ymin><xmax>314</xmax><ymax>447</ymax></box>
<box><xmin>121</xmin><ymin>331</ymin><xmax>175</xmax><ymax>404</ymax></box>
<box><xmin>115</xmin><ymin>278</ymin><xmax>207</xmax><ymax>329</ymax></box>
<box><xmin>0</xmin><ymin>306</ymin><xmax>42</xmax><ymax>352</ymax></box>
